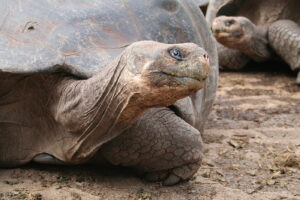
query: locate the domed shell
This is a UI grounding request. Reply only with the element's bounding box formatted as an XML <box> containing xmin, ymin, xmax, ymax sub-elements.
<box><xmin>0</xmin><ymin>0</ymin><xmax>217</xmax><ymax>78</ymax></box>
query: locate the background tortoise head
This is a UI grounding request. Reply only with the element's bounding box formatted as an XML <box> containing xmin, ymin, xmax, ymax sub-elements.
<box><xmin>123</xmin><ymin>41</ymin><xmax>210</xmax><ymax>95</ymax></box>
<box><xmin>211</xmin><ymin>16</ymin><xmax>255</xmax><ymax>49</ymax></box>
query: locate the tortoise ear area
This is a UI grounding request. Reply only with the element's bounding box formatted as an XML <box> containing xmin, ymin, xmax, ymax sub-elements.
<box><xmin>239</xmin><ymin>18</ymin><xmax>251</xmax><ymax>27</ymax></box>
<box><xmin>125</xmin><ymin>53</ymin><xmax>150</xmax><ymax>75</ymax></box>
<box><xmin>120</xmin><ymin>42</ymin><xmax>166</xmax><ymax>76</ymax></box>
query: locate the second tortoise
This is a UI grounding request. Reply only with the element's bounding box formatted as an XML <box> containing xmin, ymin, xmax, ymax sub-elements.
<box><xmin>208</xmin><ymin>0</ymin><xmax>300</xmax><ymax>84</ymax></box>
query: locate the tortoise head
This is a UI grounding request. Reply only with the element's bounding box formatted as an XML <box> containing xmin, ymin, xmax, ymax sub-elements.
<box><xmin>122</xmin><ymin>41</ymin><xmax>210</xmax><ymax>99</ymax></box>
<box><xmin>211</xmin><ymin>16</ymin><xmax>255</xmax><ymax>49</ymax></box>
<box><xmin>120</xmin><ymin>41</ymin><xmax>210</xmax><ymax>106</ymax></box>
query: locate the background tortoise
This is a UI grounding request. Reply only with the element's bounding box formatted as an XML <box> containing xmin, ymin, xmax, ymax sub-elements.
<box><xmin>0</xmin><ymin>0</ymin><xmax>218</xmax><ymax>185</ymax></box>
<box><xmin>207</xmin><ymin>0</ymin><xmax>300</xmax><ymax>84</ymax></box>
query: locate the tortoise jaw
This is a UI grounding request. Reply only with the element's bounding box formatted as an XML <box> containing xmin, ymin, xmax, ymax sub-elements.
<box><xmin>162</xmin><ymin>72</ymin><xmax>207</xmax><ymax>82</ymax></box>
<box><xmin>161</xmin><ymin>56</ymin><xmax>210</xmax><ymax>83</ymax></box>
<box><xmin>160</xmin><ymin>66</ymin><xmax>208</xmax><ymax>82</ymax></box>
<box><xmin>148</xmin><ymin>60</ymin><xmax>209</xmax><ymax>88</ymax></box>
<box><xmin>213</xmin><ymin>29</ymin><xmax>243</xmax><ymax>38</ymax></box>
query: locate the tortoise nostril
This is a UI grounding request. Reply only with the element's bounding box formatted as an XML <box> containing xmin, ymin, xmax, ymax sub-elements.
<box><xmin>202</xmin><ymin>53</ymin><xmax>209</xmax><ymax>61</ymax></box>
<box><xmin>28</xmin><ymin>26</ymin><xmax>34</xmax><ymax>30</ymax></box>
<box><xmin>199</xmin><ymin>53</ymin><xmax>210</xmax><ymax>66</ymax></box>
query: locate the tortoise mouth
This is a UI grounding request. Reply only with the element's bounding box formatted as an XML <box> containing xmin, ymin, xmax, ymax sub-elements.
<box><xmin>157</xmin><ymin>59</ymin><xmax>210</xmax><ymax>83</ymax></box>
<box><xmin>213</xmin><ymin>29</ymin><xmax>243</xmax><ymax>38</ymax></box>
<box><xmin>146</xmin><ymin>53</ymin><xmax>210</xmax><ymax>87</ymax></box>
<box><xmin>158</xmin><ymin>71</ymin><xmax>207</xmax><ymax>82</ymax></box>
<box><xmin>148</xmin><ymin>71</ymin><xmax>206</xmax><ymax>88</ymax></box>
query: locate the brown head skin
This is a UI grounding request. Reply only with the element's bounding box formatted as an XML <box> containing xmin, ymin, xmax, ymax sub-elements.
<box><xmin>212</xmin><ymin>16</ymin><xmax>254</xmax><ymax>48</ymax></box>
<box><xmin>0</xmin><ymin>40</ymin><xmax>210</xmax><ymax>166</ymax></box>
<box><xmin>118</xmin><ymin>41</ymin><xmax>210</xmax><ymax>108</ymax></box>
<box><xmin>212</xmin><ymin>16</ymin><xmax>270</xmax><ymax>61</ymax></box>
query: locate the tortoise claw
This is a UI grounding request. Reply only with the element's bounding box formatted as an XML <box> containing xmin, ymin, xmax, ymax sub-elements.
<box><xmin>163</xmin><ymin>173</ymin><xmax>182</xmax><ymax>186</ymax></box>
<box><xmin>143</xmin><ymin>170</ymin><xmax>182</xmax><ymax>186</ymax></box>
<box><xmin>143</xmin><ymin>162</ymin><xmax>200</xmax><ymax>186</ymax></box>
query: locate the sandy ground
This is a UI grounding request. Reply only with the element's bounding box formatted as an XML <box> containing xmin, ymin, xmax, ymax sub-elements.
<box><xmin>0</xmin><ymin>63</ymin><xmax>300</xmax><ymax>200</ymax></box>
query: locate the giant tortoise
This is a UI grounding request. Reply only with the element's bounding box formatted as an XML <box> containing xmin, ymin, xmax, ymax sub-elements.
<box><xmin>0</xmin><ymin>0</ymin><xmax>218</xmax><ymax>185</ymax></box>
<box><xmin>207</xmin><ymin>0</ymin><xmax>300</xmax><ymax>84</ymax></box>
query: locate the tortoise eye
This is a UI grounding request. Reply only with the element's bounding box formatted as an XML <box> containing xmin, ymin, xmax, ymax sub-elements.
<box><xmin>169</xmin><ymin>48</ymin><xmax>183</xmax><ymax>61</ymax></box>
<box><xmin>225</xmin><ymin>20</ymin><xmax>235</xmax><ymax>27</ymax></box>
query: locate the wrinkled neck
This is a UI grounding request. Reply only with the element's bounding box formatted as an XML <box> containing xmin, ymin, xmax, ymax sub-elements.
<box><xmin>53</xmin><ymin>56</ymin><xmax>144</xmax><ymax>163</ymax></box>
<box><xmin>239</xmin><ymin>28</ymin><xmax>270</xmax><ymax>61</ymax></box>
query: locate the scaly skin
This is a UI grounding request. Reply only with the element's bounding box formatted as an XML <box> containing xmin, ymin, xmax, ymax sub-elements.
<box><xmin>34</xmin><ymin>107</ymin><xmax>204</xmax><ymax>186</ymax></box>
<box><xmin>217</xmin><ymin>43</ymin><xmax>249</xmax><ymax>70</ymax></box>
<box><xmin>99</xmin><ymin>108</ymin><xmax>203</xmax><ymax>186</ymax></box>
<box><xmin>268</xmin><ymin>20</ymin><xmax>300</xmax><ymax>84</ymax></box>
<box><xmin>36</xmin><ymin>107</ymin><xmax>204</xmax><ymax>186</ymax></box>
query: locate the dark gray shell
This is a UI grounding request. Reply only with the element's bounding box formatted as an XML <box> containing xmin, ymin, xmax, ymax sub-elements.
<box><xmin>207</xmin><ymin>0</ymin><xmax>300</xmax><ymax>26</ymax></box>
<box><xmin>0</xmin><ymin>0</ymin><xmax>216</xmax><ymax>78</ymax></box>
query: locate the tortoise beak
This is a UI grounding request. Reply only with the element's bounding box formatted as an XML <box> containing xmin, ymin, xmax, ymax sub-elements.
<box><xmin>198</xmin><ymin>53</ymin><xmax>210</xmax><ymax>80</ymax></box>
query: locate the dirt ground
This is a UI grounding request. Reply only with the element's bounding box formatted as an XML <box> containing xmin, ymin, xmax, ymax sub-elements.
<box><xmin>1</xmin><ymin>63</ymin><xmax>300</xmax><ymax>200</ymax></box>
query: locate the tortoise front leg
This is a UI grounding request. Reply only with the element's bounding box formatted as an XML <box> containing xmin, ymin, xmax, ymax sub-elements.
<box><xmin>217</xmin><ymin>43</ymin><xmax>250</xmax><ymax>70</ymax></box>
<box><xmin>97</xmin><ymin>108</ymin><xmax>203</xmax><ymax>186</ymax></box>
<box><xmin>33</xmin><ymin>153</ymin><xmax>66</xmax><ymax>165</ymax></box>
<box><xmin>268</xmin><ymin>20</ymin><xmax>300</xmax><ymax>84</ymax></box>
